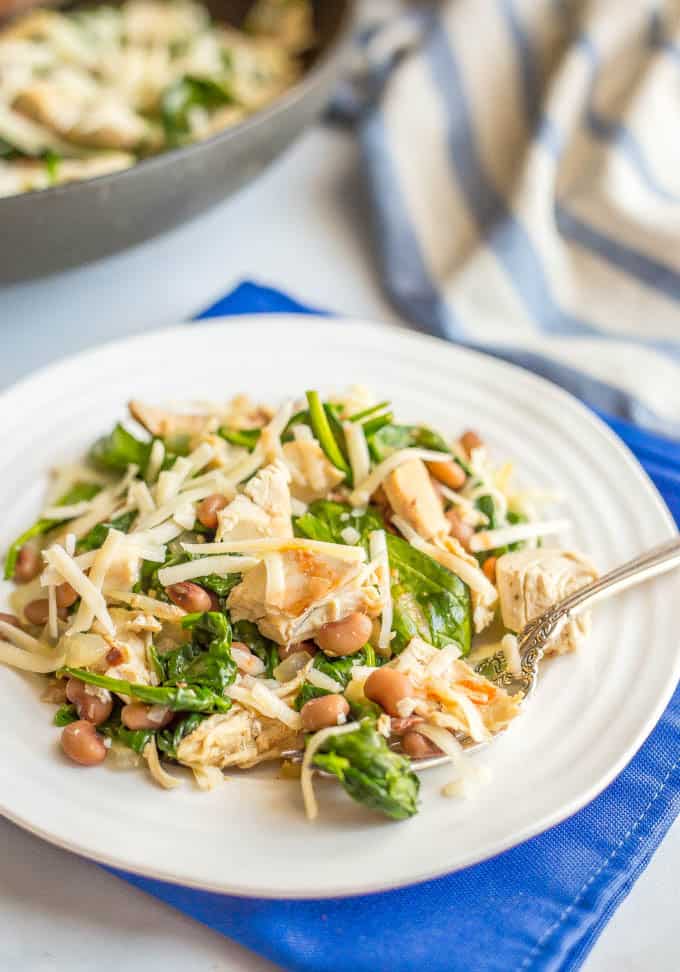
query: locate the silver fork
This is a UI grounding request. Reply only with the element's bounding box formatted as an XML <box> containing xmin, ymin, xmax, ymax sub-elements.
<box><xmin>285</xmin><ymin>537</ymin><xmax>680</xmax><ymax>773</ymax></box>
<box><xmin>412</xmin><ymin>534</ymin><xmax>680</xmax><ymax>771</ymax></box>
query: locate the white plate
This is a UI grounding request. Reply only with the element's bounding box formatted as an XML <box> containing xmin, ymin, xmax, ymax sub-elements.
<box><xmin>0</xmin><ymin>316</ymin><xmax>676</xmax><ymax>899</ymax></box>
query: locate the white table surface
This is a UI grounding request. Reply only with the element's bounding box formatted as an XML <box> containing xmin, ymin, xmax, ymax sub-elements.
<box><xmin>0</xmin><ymin>126</ymin><xmax>678</xmax><ymax>972</ymax></box>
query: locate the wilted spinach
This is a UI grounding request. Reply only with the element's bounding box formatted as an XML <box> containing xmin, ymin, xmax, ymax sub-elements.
<box><xmin>4</xmin><ymin>481</ymin><xmax>101</xmax><ymax>579</ymax></box>
<box><xmin>313</xmin><ymin>716</ymin><xmax>420</xmax><ymax>820</ymax></box>
<box><xmin>232</xmin><ymin>619</ymin><xmax>279</xmax><ymax>677</ymax></box>
<box><xmin>89</xmin><ymin>422</ymin><xmax>151</xmax><ymax>473</ymax></box>
<box><xmin>162</xmin><ymin>76</ymin><xmax>235</xmax><ymax>143</ymax></box>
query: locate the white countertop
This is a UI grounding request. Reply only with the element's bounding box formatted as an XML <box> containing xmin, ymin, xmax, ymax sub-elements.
<box><xmin>0</xmin><ymin>126</ymin><xmax>677</xmax><ymax>972</ymax></box>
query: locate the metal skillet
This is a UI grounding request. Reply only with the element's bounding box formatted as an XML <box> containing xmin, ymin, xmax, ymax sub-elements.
<box><xmin>0</xmin><ymin>0</ymin><xmax>356</xmax><ymax>283</ymax></box>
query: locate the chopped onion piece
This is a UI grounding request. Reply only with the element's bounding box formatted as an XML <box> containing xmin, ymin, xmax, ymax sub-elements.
<box><xmin>0</xmin><ymin>640</ymin><xmax>65</xmax><ymax>673</ymax></box>
<box><xmin>307</xmin><ymin>668</ymin><xmax>343</xmax><ymax>694</ymax></box>
<box><xmin>143</xmin><ymin>738</ymin><xmax>182</xmax><ymax>790</ymax></box>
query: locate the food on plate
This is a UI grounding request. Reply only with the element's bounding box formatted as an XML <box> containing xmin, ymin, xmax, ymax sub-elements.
<box><xmin>0</xmin><ymin>388</ymin><xmax>596</xmax><ymax>819</ymax></box>
<box><xmin>0</xmin><ymin>0</ymin><xmax>313</xmax><ymax>197</ymax></box>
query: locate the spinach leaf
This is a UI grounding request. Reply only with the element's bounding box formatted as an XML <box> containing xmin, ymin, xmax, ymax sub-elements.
<box><xmin>101</xmin><ymin>721</ymin><xmax>156</xmax><ymax>754</ymax></box>
<box><xmin>366</xmin><ymin>423</ymin><xmax>450</xmax><ymax>463</ymax></box>
<box><xmin>4</xmin><ymin>481</ymin><xmax>101</xmax><ymax>579</ymax></box>
<box><xmin>54</xmin><ymin>703</ymin><xmax>78</xmax><ymax>726</ymax></box>
<box><xmin>160</xmin><ymin>611</ymin><xmax>236</xmax><ymax>693</ymax></box>
<box><xmin>89</xmin><ymin>423</ymin><xmax>151</xmax><ymax>473</ymax></box>
<box><xmin>157</xmin><ymin>712</ymin><xmax>206</xmax><ymax>759</ymax></box>
<box><xmin>387</xmin><ymin>534</ymin><xmax>471</xmax><ymax>655</ymax></box>
<box><xmin>313</xmin><ymin>718</ymin><xmax>419</xmax><ymax>820</ymax></box>
<box><xmin>232</xmin><ymin>619</ymin><xmax>278</xmax><ymax>678</ymax></box>
<box><xmin>44</xmin><ymin>148</ymin><xmax>61</xmax><ymax>184</ymax></box>
<box><xmin>59</xmin><ymin>666</ymin><xmax>232</xmax><ymax>713</ymax></box>
<box><xmin>76</xmin><ymin>509</ymin><xmax>136</xmax><ymax>553</ymax></box>
<box><xmin>295</xmin><ymin>648</ymin><xmax>369</xmax><ymax>710</ymax></box>
<box><xmin>295</xmin><ymin>501</ymin><xmax>472</xmax><ymax>656</ymax></box>
<box><xmin>194</xmin><ymin>572</ymin><xmax>242</xmax><ymax>598</ymax></box>
<box><xmin>162</xmin><ymin>76</ymin><xmax>235</xmax><ymax>143</ymax></box>
<box><xmin>474</xmin><ymin>498</ymin><xmax>528</xmax><ymax>561</ymax></box>
<box><xmin>294</xmin><ymin>499</ymin><xmax>383</xmax><ymax>553</ymax></box>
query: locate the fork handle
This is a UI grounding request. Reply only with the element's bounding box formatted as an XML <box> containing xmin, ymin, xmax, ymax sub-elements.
<box><xmin>549</xmin><ymin>535</ymin><xmax>680</xmax><ymax>620</ymax></box>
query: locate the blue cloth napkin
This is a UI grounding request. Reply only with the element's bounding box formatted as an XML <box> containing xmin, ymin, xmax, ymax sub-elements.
<box><xmin>335</xmin><ymin>1</ymin><xmax>680</xmax><ymax>439</ymax></box>
<box><xmin>108</xmin><ymin>281</ymin><xmax>680</xmax><ymax>972</ymax></box>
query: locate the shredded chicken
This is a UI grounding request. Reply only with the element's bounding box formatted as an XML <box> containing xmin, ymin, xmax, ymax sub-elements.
<box><xmin>177</xmin><ymin>705</ymin><xmax>301</xmax><ymax>770</ymax></box>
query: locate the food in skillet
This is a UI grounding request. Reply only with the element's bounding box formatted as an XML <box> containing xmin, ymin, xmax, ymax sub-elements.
<box><xmin>0</xmin><ymin>389</ymin><xmax>597</xmax><ymax>819</ymax></box>
<box><xmin>0</xmin><ymin>0</ymin><xmax>313</xmax><ymax>197</ymax></box>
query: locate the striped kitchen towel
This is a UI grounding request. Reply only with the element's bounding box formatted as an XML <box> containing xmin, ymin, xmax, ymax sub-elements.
<box><xmin>335</xmin><ymin>0</ymin><xmax>680</xmax><ymax>436</ymax></box>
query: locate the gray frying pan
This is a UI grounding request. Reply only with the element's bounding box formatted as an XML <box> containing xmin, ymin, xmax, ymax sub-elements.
<box><xmin>0</xmin><ymin>0</ymin><xmax>356</xmax><ymax>283</ymax></box>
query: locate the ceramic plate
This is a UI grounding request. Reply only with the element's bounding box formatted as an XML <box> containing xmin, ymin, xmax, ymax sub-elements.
<box><xmin>0</xmin><ymin>316</ymin><xmax>676</xmax><ymax>898</ymax></box>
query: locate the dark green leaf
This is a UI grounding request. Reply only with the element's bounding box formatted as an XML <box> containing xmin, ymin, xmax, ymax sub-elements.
<box><xmin>157</xmin><ymin>712</ymin><xmax>206</xmax><ymax>759</ymax></box>
<box><xmin>54</xmin><ymin>703</ymin><xmax>78</xmax><ymax>726</ymax></box>
<box><xmin>161</xmin><ymin>75</ymin><xmax>235</xmax><ymax>143</ymax></box>
<box><xmin>89</xmin><ymin>423</ymin><xmax>151</xmax><ymax>473</ymax></box>
<box><xmin>162</xmin><ymin>611</ymin><xmax>236</xmax><ymax>693</ymax></box>
<box><xmin>232</xmin><ymin>620</ymin><xmax>279</xmax><ymax>677</ymax></box>
<box><xmin>60</xmin><ymin>666</ymin><xmax>232</xmax><ymax>713</ymax></box>
<box><xmin>313</xmin><ymin>719</ymin><xmax>419</xmax><ymax>820</ymax></box>
<box><xmin>4</xmin><ymin>482</ymin><xmax>101</xmax><ymax>579</ymax></box>
<box><xmin>387</xmin><ymin>534</ymin><xmax>471</xmax><ymax>655</ymax></box>
<box><xmin>76</xmin><ymin>509</ymin><xmax>136</xmax><ymax>553</ymax></box>
<box><xmin>294</xmin><ymin>648</ymin><xmax>369</xmax><ymax>709</ymax></box>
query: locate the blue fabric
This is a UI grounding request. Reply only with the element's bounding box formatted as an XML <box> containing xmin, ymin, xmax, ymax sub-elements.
<box><xmin>107</xmin><ymin>282</ymin><xmax>680</xmax><ymax>972</ymax></box>
<box><xmin>333</xmin><ymin>2</ymin><xmax>680</xmax><ymax>439</ymax></box>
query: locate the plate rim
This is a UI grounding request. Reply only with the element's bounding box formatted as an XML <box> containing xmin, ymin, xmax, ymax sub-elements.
<box><xmin>0</xmin><ymin>313</ymin><xmax>676</xmax><ymax>899</ymax></box>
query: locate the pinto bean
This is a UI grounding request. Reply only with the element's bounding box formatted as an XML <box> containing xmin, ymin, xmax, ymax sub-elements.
<box><xmin>364</xmin><ymin>668</ymin><xmax>414</xmax><ymax>717</ymax></box>
<box><xmin>55</xmin><ymin>583</ymin><xmax>78</xmax><ymax>608</ymax></box>
<box><xmin>197</xmin><ymin>494</ymin><xmax>229</xmax><ymax>530</ymax></box>
<box><xmin>300</xmin><ymin>694</ymin><xmax>350</xmax><ymax>732</ymax></box>
<box><xmin>24</xmin><ymin>599</ymin><xmax>67</xmax><ymax>626</ymax></box>
<box><xmin>14</xmin><ymin>545</ymin><xmax>41</xmax><ymax>583</ymax></box>
<box><xmin>401</xmin><ymin>731</ymin><xmax>442</xmax><ymax>759</ymax></box>
<box><xmin>60</xmin><ymin>721</ymin><xmax>107</xmax><ymax>766</ymax></box>
<box><xmin>460</xmin><ymin>429</ymin><xmax>483</xmax><ymax>457</ymax></box>
<box><xmin>427</xmin><ymin>460</ymin><xmax>466</xmax><ymax>490</ymax></box>
<box><xmin>66</xmin><ymin>678</ymin><xmax>112</xmax><ymax>726</ymax></box>
<box><xmin>166</xmin><ymin>582</ymin><xmax>212</xmax><ymax>613</ymax></box>
<box><xmin>314</xmin><ymin>613</ymin><xmax>373</xmax><ymax>657</ymax></box>
<box><xmin>121</xmin><ymin>703</ymin><xmax>173</xmax><ymax>730</ymax></box>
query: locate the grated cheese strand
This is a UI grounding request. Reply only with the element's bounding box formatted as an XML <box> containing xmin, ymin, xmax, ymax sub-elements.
<box><xmin>349</xmin><ymin>448</ymin><xmax>454</xmax><ymax>507</ymax></box>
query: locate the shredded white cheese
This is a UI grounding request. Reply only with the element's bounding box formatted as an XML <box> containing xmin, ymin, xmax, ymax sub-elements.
<box><xmin>307</xmin><ymin>668</ymin><xmax>343</xmax><ymax>694</ymax></box>
<box><xmin>300</xmin><ymin>722</ymin><xmax>362</xmax><ymax>821</ymax></box>
<box><xmin>157</xmin><ymin>554</ymin><xmax>258</xmax><ymax>587</ymax></box>
<box><xmin>145</xmin><ymin>438</ymin><xmax>165</xmax><ymax>484</ymax></box>
<box><xmin>42</xmin><ymin>543</ymin><xmax>115</xmax><ymax>635</ymax></box>
<box><xmin>181</xmin><ymin>537</ymin><xmax>367</xmax><ymax>563</ymax></box>
<box><xmin>368</xmin><ymin>529</ymin><xmax>393</xmax><ymax>655</ymax></box>
<box><xmin>41</xmin><ymin>501</ymin><xmax>94</xmax><ymax>521</ymax></box>
<box><xmin>264</xmin><ymin>553</ymin><xmax>286</xmax><ymax>608</ymax></box>
<box><xmin>501</xmin><ymin>633</ymin><xmax>522</xmax><ymax>677</ymax></box>
<box><xmin>349</xmin><ymin>448</ymin><xmax>454</xmax><ymax>507</ymax></box>
<box><xmin>468</xmin><ymin>518</ymin><xmax>571</xmax><ymax>553</ymax></box>
<box><xmin>69</xmin><ymin>528</ymin><xmax>124</xmax><ymax>634</ymax></box>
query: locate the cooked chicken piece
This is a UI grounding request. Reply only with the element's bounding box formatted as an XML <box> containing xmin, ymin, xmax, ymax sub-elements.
<box><xmin>495</xmin><ymin>549</ymin><xmax>598</xmax><ymax>655</ymax></box>
<box><xmin>13</xmin><ymin>80</ymin><xmax>152</xmax><ymax>151</ymax></box>
<box><xmin>219</xmin><ymin>394</ymin><xmax>274</xmax><ymax>430</ymax></box>
<box><xmin>228</xmin><ymin>550</ymin><xmax>380</xmax><ymax>645</ymax></box>
<box><xmin>177</xmin><ymin>705</ymin><xmax>301</xmax><ymax>770</ymax></box>
<box><xmin>246</xmin><ymin>0</ymin><xmax>315</xmax><ymax>53</ymax></box>
<box><xmin>217</xmin><ymin>460</ymin><xmax>293</xmax><ymax>541</ymax></box>
<box><xmin>383</xmin><ymin>459</ymin><xmax>449</xmax><ymax>541</ymax></box>
<box><xmin>92</xmin><ymin>607</ymin><xmax>155</xmax><ymax>686</ymax></box>
<box><xmin>282</xmin><ymin>440</ymin><xmax>345</xmax><ymax>503</ymax></box>
<box><xmin>390</xmin><ymin>637</ymin><xmax>520</xmax><ymax>737</ymax></box>
<box><xmin>128</xmin><ymin>400</ymin><xmax>216</xmax><ymax>440</ymax></box>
